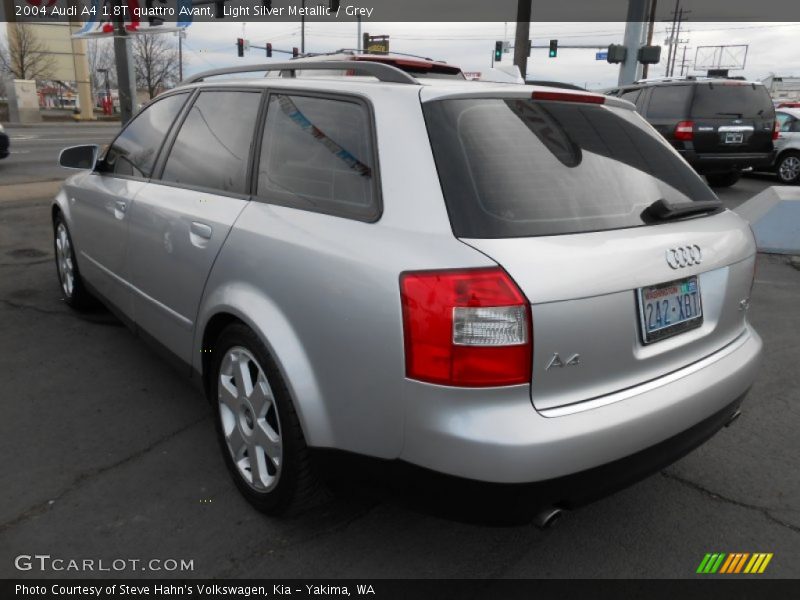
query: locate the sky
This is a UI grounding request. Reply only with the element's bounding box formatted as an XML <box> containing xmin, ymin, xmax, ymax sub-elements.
<box><xmin>2</xmin><ymin>20</ymin><xmax>799</xmax><ymax>89</ymax></box>
<box><xmin>173</xmin><ymin>20</ymin><xmax>800</xmax><ymax>88</ymax></box>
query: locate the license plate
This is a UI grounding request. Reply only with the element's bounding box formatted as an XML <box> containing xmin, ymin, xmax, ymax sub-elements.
<box><xmin>637</xmin><ymin>276</ymin><xmax>703</xmax><ymax>344</ymax></box>
<box><xmin>724</xmin><ymin>132</ymin><xmax>744</xmax><ymax>144</ymax></box>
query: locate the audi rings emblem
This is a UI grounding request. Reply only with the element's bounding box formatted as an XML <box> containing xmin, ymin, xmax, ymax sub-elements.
<box><xmin>666</xmin><ymin>245</ymin><xmax>702</xmax><ymax>269</ymax></box>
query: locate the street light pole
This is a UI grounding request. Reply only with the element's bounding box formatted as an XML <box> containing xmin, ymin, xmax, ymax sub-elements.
<box><xmin>513</xmin><ymin>0</ymin><xmax>531</xmax><ymax>80</ymax></box>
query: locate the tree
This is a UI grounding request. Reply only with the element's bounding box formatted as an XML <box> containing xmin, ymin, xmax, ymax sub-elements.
<box><xmin>133</xmin><ymin>34</ymin><xmax>180</xmax><ymax>100</ymax></box>
<box><xmin>0</xmin><ymin>23</ymin><xmax>56</xmax><ymax>81</ymax></box>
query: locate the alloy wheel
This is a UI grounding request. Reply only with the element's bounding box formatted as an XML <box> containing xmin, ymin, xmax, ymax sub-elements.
<box><xmin>218</xmin><ymin>346</ymin><xmax>282</xmax><ymax>492</ymax></box>
<box><xmin>55</xmin><ymin>223</ymin><xmax>75</xmax><ymax>298</ymax></box>
<box><xmin>778</xmin><ymin>155</ymin><xmax>800</xmax><ymax>183</ymax></box>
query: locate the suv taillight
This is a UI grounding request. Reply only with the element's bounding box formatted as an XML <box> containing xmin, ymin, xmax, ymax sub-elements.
<box><xmin>773</xmin><ymin>120</ymin><xmax>781</xmax><ymax>140</ymax></box>
<box><xmin>400</xmin><ymin>268</ymin><xmax>532</xmax><ymax>387</ymax></box>
<box><xmin>674</xmin><ymin>120</ymin><xmax>694</xmax><ymax>141</ymax></box>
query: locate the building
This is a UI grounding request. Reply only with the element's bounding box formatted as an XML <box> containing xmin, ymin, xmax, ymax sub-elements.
<box><xmin>761</xmin><ymin>75</ymin><xmax>800</xmax><ymax>103</ymax></box>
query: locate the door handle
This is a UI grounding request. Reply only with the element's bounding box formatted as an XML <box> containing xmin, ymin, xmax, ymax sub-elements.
<box><xmin>113</xmin><ymin>200</ymin><xmax>127</xmax><ymax>220</ymax></box>
<box><xmin>190</xmin><ymin>221</ymin><xmax>213</xmax><ymax>240</ymax></box>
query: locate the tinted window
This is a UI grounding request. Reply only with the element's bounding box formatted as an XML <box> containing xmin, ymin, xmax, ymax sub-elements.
<box><xmin>646</xmin><ymin>85</ymin><xmax>693</xmax><ymax>118</ymax></box>
<box><xmin>777</xmin><ymin>112</ymin><xmax>796</xmax><ymax>132</ymax></box>
<box><xmin>620</xmin><ymin>89</ymin><xmax>641</xmax><ymax>104</ymax></box>
<box><xmin>161</xmin><ymin>91</ymin><xmax>262</xmax><ymax>194</ymax></box>
<box><xmin>423</xmin><ymin>98</ymin><xmax>717</xmax><ymax>239</ymax></box>
<box><xmin>691</xmin><ymin>83</ymin><xmax>774</xmax><ymax>118</ymax></box>
<box><xmin>256</xmin><ymin>94</ymin><xmax>378</xmax><ymax>221</ymax></box>
<box><xmin>103</xmin><ymin>93</ymin><xmax>187</xmax><ymax>178</ymax></box>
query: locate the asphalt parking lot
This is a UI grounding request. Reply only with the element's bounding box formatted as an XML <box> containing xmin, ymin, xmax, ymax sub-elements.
<box><xmin>0</xmin><ymin>126</ymin><xmax>798</xmax><ymax>579</ymax></box>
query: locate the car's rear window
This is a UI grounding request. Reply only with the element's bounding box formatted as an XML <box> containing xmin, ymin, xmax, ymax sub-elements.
<box><xmin>690</xmin><ymin>83</ymin><xmax>774</xmax><ymax>118</ymax></box>
<box><xmin>423</xmin><ymin>98</ymin><xmax>717</xmax><ymax>238</ymax></box>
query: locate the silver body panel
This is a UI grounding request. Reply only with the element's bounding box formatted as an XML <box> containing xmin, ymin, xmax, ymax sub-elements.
<box><xmin>53</xmin><ymin>76</ymin><xmax>763</xmax><ymax>484</ymax></box>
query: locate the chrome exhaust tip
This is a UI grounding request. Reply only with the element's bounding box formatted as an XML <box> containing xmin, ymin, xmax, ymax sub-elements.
<box><xmin>725</xmin><ymin>409</ymin><xmax>742</xmax><ymax>428</ymax></box>
<box><xmin>533</xmin><ymin>507</ymin><xmax>565</xmax><ymax>529</ymax></box>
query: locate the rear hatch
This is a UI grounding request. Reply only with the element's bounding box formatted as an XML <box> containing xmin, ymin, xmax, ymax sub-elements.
<box><xmin>689</xmin><ymin>81</ymin><xmax>775</xmax><ymax>155</ymax></box>
<box><xmin>422</xmin><ymin>92</ymin><xmax>756</xmax><ymax>411</ymax></box>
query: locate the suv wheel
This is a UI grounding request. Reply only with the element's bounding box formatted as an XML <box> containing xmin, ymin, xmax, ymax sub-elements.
<box><xmin>53</xmin><ymin>214</ymin><xmax>94</xmax><ymax>309</ymax></box>
<box><xmin>705</xmin><ymin>171</ymin><xmax>741</xmax><ymax>188</ymax></box>
<box><xmin>209</xmin><ymin>323</ymin><xmax>319</xmax><ymax>514</ymax></box>
<box><xmin>776</xmin><ymin>152</ymin><xmax>800</xmax><ymax>184</ymax></box>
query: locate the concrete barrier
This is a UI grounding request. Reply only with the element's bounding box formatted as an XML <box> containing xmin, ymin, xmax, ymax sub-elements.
<box><xmin>734</xmin><ymin>186</ymin><xmax>800</xmax><ymax>254</ymax></box>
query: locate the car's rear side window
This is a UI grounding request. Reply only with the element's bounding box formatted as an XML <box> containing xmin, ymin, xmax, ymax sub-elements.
<box><xmin>423</xmin><ymin>98</ymin><xmax>717</xmax><ymax>239</ymax></box>
<box><xmin>646</xmin><ymin>85</ymin><xmax>693</xmax><ymax>118</ymax></box>
<box><xmin>690</xmin><ymin>83</ymin><xmax>774</xmax><ymax>119</ymax></box>
<box><xmin>256</xmin><ymin>94</ymin><xmax>379</xmax><ymax>221</ymax></box>
<box><xmin>102</xmin><ymin>93</ymin><xmax>187</xmax><ymax>178</ymax></box>
<box><xmin>160</xmin><ymin>91</ymin><xmax>262</xmax><ymax>194</ymax></box>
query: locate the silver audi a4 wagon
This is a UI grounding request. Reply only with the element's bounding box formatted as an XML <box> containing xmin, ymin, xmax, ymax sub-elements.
<box><xmin>53</xmin><ymin>60</ymin><xmax>762</xmax><ymax>515</ymax></box>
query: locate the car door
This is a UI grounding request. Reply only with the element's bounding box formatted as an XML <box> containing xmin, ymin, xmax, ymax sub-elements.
<box><xmin>67</xmin><ymin>93</ymin><xmax>189</xmax><ymax>318</ymax></box>
<box><xmin>689</xmin><ymin>82</ymin><xmax>775</xmax><ymax>156</ymax></box>
<box><xmin>125</xmin><ymin>90</ymin><xmax>263</xmax><ymax>364</ymax></box>
<box><xmin>775</xmin><ymin>111</ymin><xmax>800</xmax><ymax>153</ymax></box>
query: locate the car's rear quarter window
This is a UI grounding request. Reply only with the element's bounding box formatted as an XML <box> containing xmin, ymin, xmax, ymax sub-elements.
<box><xmin>256</xmin><ymin>93</ymin><xmax>379</xmax><ymax>221</ymax></box>
<box><xmin>423</xmin><ymin>97</ymin><xmax>717</xmax><ymax>238</ymax></box>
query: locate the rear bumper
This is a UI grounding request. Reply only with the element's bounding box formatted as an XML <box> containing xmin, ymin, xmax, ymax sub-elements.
<box><xmin>401</xmin><ymin>326</ymin><xmax>762</xmax><ymax>484</ymax></box>
<box><xmin>680</xmin><ymin>149</ymin><xmax>775</xmax><ymax>173</ymax></box>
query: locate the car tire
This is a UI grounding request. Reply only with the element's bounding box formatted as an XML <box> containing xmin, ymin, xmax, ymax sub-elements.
<box><xmin>53</xmin><ymin>213</ymin><xmax>95</xmax><ymax>310</ymax></box>
<box><xmin>209</xmin><ymin>323</ymin><xmax>320</xmax><ymax>514</ymax></box>
<box><xmin>705</xmin><ymin>171</ymin><xmax>741</xmax><ymax>188</ymax></box>
<box><xmin>775</xmin><ymin>151</ymin><xmax>800</xmax><ymax>184</ymax></box>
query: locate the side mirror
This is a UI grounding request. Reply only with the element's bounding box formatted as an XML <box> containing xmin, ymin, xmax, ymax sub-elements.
<box><xmin>59</xmin><ymin>145</ymin><xmax>100</xmax><ymax>170</ymax></box>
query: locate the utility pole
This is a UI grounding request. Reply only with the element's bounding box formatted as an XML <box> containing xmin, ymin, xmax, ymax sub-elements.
<box><xmin>357</xmin><ymin>15</ymin><xmax>362</xmax><ymax>51</ymax></box>
<box><xmin>513</xmin><ymin>0</ymin><xmax>531</xmax><ymax>80</ymax></box>
<box><xmin>618</xmin><ymin>0</ymin><xmax>650</xmax><ymax>86</ymax></box>
<box><xmin>665</xmin><ymin>0</ymin><xmax>679</xmax><ymax>78</ymax></box>
<box><xmin>112</xmin><ymin>0</ymin><xmax>138</xmax><ymax>124</ymax></box>
<box><xmin>642</xmin><ymin>0</ymin><xmax>658</xmax><ymax>79</ymax></box>
<box><xmin>300</xmin><ymin>0</ymin><xmax>306</xmax><ymax>53</ymax></box>
<box><xmin>178</xmin><ymin>29</ymin><xmax>185</xmax><ymax>81</ymax></box>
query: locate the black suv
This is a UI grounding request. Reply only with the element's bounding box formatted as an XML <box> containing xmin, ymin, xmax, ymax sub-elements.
<box><xmin>606</xmin><ymin>78</ymin><xmax>777</xmax><ymax>187</ymax></box>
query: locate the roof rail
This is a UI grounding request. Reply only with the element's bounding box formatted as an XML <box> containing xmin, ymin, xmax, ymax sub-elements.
<box><xmin>182</xmin><ymin>61</ymin><xmax>419</xmax><ymax>85</ymax></box>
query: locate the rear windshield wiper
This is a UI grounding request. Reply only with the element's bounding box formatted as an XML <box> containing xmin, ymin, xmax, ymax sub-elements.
<box><xmin>645</xmin><ymin>199</ymin><xmax>724</xmax><ymax>221</ymax></box>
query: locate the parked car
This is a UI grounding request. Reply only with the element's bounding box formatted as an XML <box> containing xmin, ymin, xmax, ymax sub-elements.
<box><xmin>0</xmin><ymin>123</ymin><xmax>9</xmax><ymax>160</ymax></box>
<box><xmin>53</xmin><ymin>62</ymin><xmax>762</xmax><ymax>516</ymax></box>
<box><xmin>773</xmin><ymin>108</ymin><xmax>800</xmax><ymax>184</ymax></box>
<box><xmin>606</xmin><ymin>77</ymin><xmax>777</xmax><ymax>187</ymax></box>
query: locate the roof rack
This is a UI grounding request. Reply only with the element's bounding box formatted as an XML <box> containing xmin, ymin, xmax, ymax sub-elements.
<box><xmin>182</xmin><ymin>61</ymin><xmax>419</xmax><ymax>85</ymax></box>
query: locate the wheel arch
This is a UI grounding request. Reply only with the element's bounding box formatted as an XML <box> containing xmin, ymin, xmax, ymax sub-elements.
<box><xmin>195</xmin><ymin>289</ymin><xmax>334</xmax><ymax>449</ymax></box>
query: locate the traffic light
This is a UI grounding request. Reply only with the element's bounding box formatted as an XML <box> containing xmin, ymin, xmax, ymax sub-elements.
<box><xmin>266</xmin><ymin>43</ymin><xmax>272</xmax><ymax>58</ymax></box>
<box><xmin>292</xmin><ymin>47</ymin><xmax>299</xmax><ymax>58</ymax></box>
<box><xmin>494</xmin><ymin>41</ymin><xmax>503</xmax><ymax>62</ymax></box>
<box><xmin>145</xmin><ymin>0</ymin><xmax>166</xmax><ymax>25</ymax></box>
<box><xmin>236</xmin><ymin>38</ymin><xmax>244</xmax><ymax>58</ymax></box>
<box><xmin>638</xmin><ymin>45</ymin><xmax>661</xmax><ymax>64</ymax></box>
<box><xmin>606</xmin><ymin>44</ymin><xmax>627</xmax><ymax>64</ymax></box>
<box><xmin>548</xmin><ymin>39</ymin><xmax>558</xmax><ymax>58</ymax></box>
<box><xmin>215</xmin><ymin>1</ymin><xmax>224</xmax><ymax>18</ymax></box>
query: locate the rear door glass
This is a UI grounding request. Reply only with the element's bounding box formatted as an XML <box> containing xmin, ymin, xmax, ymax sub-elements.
<box><xmin>423</xmin><ymin>98</ymin><xmax>717</xmax><ymax>238</ymax></box>
<box><xmin>160</xmin><ymin>91</ymin><xmax>262</xmax><ymax>194</ymax></box>
<box><xmin>690</xmin><ymin>83</ymin><xmax>774</xmax><ymax>118</ymax></box>
<box><xmin>646</xmin><ymin>85</ymin><xmax>693</xmax><ymax>118</ymax></box>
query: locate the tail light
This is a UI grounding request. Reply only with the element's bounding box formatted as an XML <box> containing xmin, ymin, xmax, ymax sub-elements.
<box><xmin>773</xmin><ymin>120</ymin><xmax>781</xmax><ymax>141</ymax></box>
<box><xmin>400</xmin><ymin>268</ymin><xmax>532</xmax><ymax>387</ymax></box>
<box><xmin>674</xmin><ymin>120</ymin><xmax>695</xmax><ymax>141</ymax></box>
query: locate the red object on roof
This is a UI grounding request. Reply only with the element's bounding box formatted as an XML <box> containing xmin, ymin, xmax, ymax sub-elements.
<box><xmin>351</xmin><ymin>54</ymin><xmax>464</xmax><ymax>77</ymax></box>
